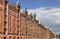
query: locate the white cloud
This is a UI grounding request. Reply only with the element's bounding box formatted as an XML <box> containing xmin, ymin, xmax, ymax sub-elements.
<box><xmin>28</xmin><ymin>7</ymin><xmax>60</xmax><ymax>34</ymax></box>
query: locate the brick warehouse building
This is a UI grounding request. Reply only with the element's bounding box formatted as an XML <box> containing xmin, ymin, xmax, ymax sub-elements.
<box><xmin>0</xmin><ymin>0</ymin><xmax>55</xmax><ymax>39</ymax></box>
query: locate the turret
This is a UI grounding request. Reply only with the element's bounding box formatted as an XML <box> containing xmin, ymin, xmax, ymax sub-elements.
<box><xmin>32</xmin><ymin>13</ymin><xmax>36</xmax><ymax>20</ymax></box>
<box><xmin>23</xmin><ymin>8</ymin><xmax>28</xmax><ymax>17</ymax></box>
<box><xmin>28</xmin><ymin>13</ymin><xmax>33</xmax><ymax>20</ymax></box>
<box><xmin>16</xmin><ymin>1</ymin><xmax>20</xmax><ymax>12</ymax></box>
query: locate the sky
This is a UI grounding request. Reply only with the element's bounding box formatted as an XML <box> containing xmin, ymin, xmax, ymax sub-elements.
<box><xmin>9</xmin><ymin>0</ymin><xmax>60</xmax><ymax>9</ymax></box>
<box><xmin>9</xmin><ymin>0</ymin><xmax>60</xmax><ymax>35</ymax></box>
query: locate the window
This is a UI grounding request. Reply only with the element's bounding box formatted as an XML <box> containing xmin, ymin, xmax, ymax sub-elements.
<box><xmin>4</xmin><ymin>0</ymin><xmax>7</xmax><ymax>23</ymax></box>
<box><xmin>4</xmin><ymin>31</ymin><xmax>6</xmax><ymax>35</ymax></box>
<box><xmin>9</xmin><ymin>16</ymin><xmax>11</xmax><ymax>32</ymax></box>
<box><xmin>9</xmin><ymin>26</ymin><xmax>11</xmax><ymax>33</ymax></box>
<box><xmin>4</xmin><ymin>0</ymin><xmax>7</xmax><ymax>8</ymax></box>
<box><xmin>17</xmin><ymin>37</ymin><xmax>19</xmax><ymax>39</ymax></box>
<box><xmin>18</xmin><ymin>25</ymin><xmax>19</xmax><ymax>28</ymax></box>
<box><xmin>9</xmin><ymin>36</ymin><xmax>11</xmax><ymax>39</ymax></box>
<box><xmin>4</xmin><ymin>0</ymin><xmax>7</xmax><ymax>14</ymax></box>
<box><xmin>4</xmin><ymin>23</ymin><xmax>6</xmax><ymax>28</ymax></box>
<box><xmin>4</xmin><ymin>17</ymin><xmax>6</xmax><ymax>23</ymax></box>
<box><xmin>4</xmin><ymin>37</ymin><xmax>6</xmax><ymax>39</ymax></box>
<box><xmin>4</xmin><ymin>24</ymin><xmax>6</xmax><ymax>36</ymax></box>
<box><xmin>4</xmin><ymin>8</ymin><xmax>7</xmax><ymax>13</ymax></box>
<box><xmin>13</xmin><ymin>37</ymin><xmax>15</xmax><ymax>39</ymax></box>
<box><xmin>12</xmin><ymin>27</ymin><xmax>16</xmax><ymax>33</ymax></box>
<box><xmin>18</xmin><ymin>30</ymin><xmax>19</xmax><ymax>34</ymax></box>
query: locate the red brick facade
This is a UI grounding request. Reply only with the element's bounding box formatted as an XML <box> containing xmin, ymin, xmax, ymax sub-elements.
<box><xmin>0</xmin><ymin>0</ymin><xmax>4</xmax><ymax>39</ymax></box>
<box><xmin>0</xmin><ymin>0</ymin><xmax>55</xmax><ymax>39</ymax></box>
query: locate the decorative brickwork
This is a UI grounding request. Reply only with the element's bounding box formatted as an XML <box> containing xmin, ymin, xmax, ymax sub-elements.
<box><xmin>0</xmin><ymin>0</ymin><xmax>55</xmax><ymax>39</ymax></box>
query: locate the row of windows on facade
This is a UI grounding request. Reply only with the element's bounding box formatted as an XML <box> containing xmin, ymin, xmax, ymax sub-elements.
<box><xmin>3</xmin><ymin>15</ymin><xmax>19</xmax><ymax>34</ymax></box>
<box><xmin>4</xmin><ymin>36</ymin><xmax>19</xmax><ymax>39</ymax></box>
<box><xmin>9</xmin><ymin>13</ymin><xmax>19</xmax><ymax>33</ymax></box>
<box><xmin>4</xmin><ymin>14</ymin><xmax>19</xmax><ymax>34</ymax></box>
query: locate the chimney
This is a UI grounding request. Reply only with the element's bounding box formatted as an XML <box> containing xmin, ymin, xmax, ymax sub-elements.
<box><xmin>23</xmin><ymin>8</ymin><xmax>28</xmax><ymax>17</ymax></box>
<box><xmin>32</xmin><ymin>13</ymin><xmax>36</xmax><ymax>20</ymax></box>
<box><xmin>16</xmin><ymin>1</ymin><xmax>20</xmax><ymax>12</ymax></box>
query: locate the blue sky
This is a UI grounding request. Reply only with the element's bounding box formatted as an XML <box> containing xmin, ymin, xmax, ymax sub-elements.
<box><xmin>9</xmin><ymin>0</ymin><xmax>60</xmax><ymax>9</ymax></box>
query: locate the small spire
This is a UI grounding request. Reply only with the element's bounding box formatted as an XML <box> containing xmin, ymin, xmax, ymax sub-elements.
<box><xmin>23</xmin><ymin>8</ymin><xmax>28</xmax><ymax>17</ymax></box>
<box><xmin>32</xmin><ymin>13</ymin><xmax>36</xmax><ymax>20</ymax></box>
<box><xmin>25</xmin><ymin>8</ymin><xmax>27</xmax><ymax>11</ymax></box>
<box><xmin>16</xmin><ymin>0</ymin><xmax>20</xmax><ymax>11</ymax></box>
<box><xmin>24</xmin><ymin>8</ymin><xmax>28</xmax><ymax>13</ymax></box>
<box><xmin>16</xmin><ymin>1</ymin><xmax>19</xmax><ymax>4</ymax></box>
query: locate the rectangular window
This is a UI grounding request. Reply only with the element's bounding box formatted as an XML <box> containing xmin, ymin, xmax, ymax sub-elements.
<box><xmin>13</xmin><ymin>37</ymin><xmax>15</xmax><ymax>39</ymax></box>
<box><xmin>8</xmin><ymin>16</ymin><xmax>11</xmax><ymax>33</ymax></box>
<box><xmin>4</xmin><ymin>17</ymin><xmax>6</xmax><ymax>23</ymax></box>
<box><xmin>10</xmin><ymin>16</ymin><xmax>11</xmax><ymax>32</ymax></box>
<box><xmin>8</xmin><ymin>26</ymin><xmax>11</xmax><ymax>33</ymax></box>
<box><xmin>12</xmin><ymin>27</ymin><xmax>16</xmax><ymax>33</ymax></box>
<box><xmin>9</xmin><ymin>36</ymin><xmax>11</xmax><ymax>39</ymax></box>
<box><xmin>4</xmin><ymin>23</ymin><xmax>6</xmax><ymax>28</ymax></box>
<box><xmin>4</xmin><ymin>29</ymin><xmax>6</xmax><ymax>35</ymax></box>
<box><xmin>4</xmin><ymin>0</ymin><xmax>7</xmax><ymax>8</ymax></box>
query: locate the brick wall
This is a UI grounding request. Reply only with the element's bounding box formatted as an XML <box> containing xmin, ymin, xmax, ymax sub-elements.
<box><xmin>6</xmin><ymin>6</ymin><xmax>19</xmax><ymax>39</ymax></box>
<box><xmin>0</xmin><ymin>0</ymin><xmax>55</xmax><ymax>39</ymax></box>
<box><xmin>0</xmin><ymin>1</ymin><xmax>4</xmax><ymax>39</ymax></box>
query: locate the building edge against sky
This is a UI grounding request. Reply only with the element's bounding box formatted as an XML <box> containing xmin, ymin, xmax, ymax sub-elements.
<box><xmin>0</xmin><ymin>0</ymin><xmax>55</xmax><ymax>39</ymax></box>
